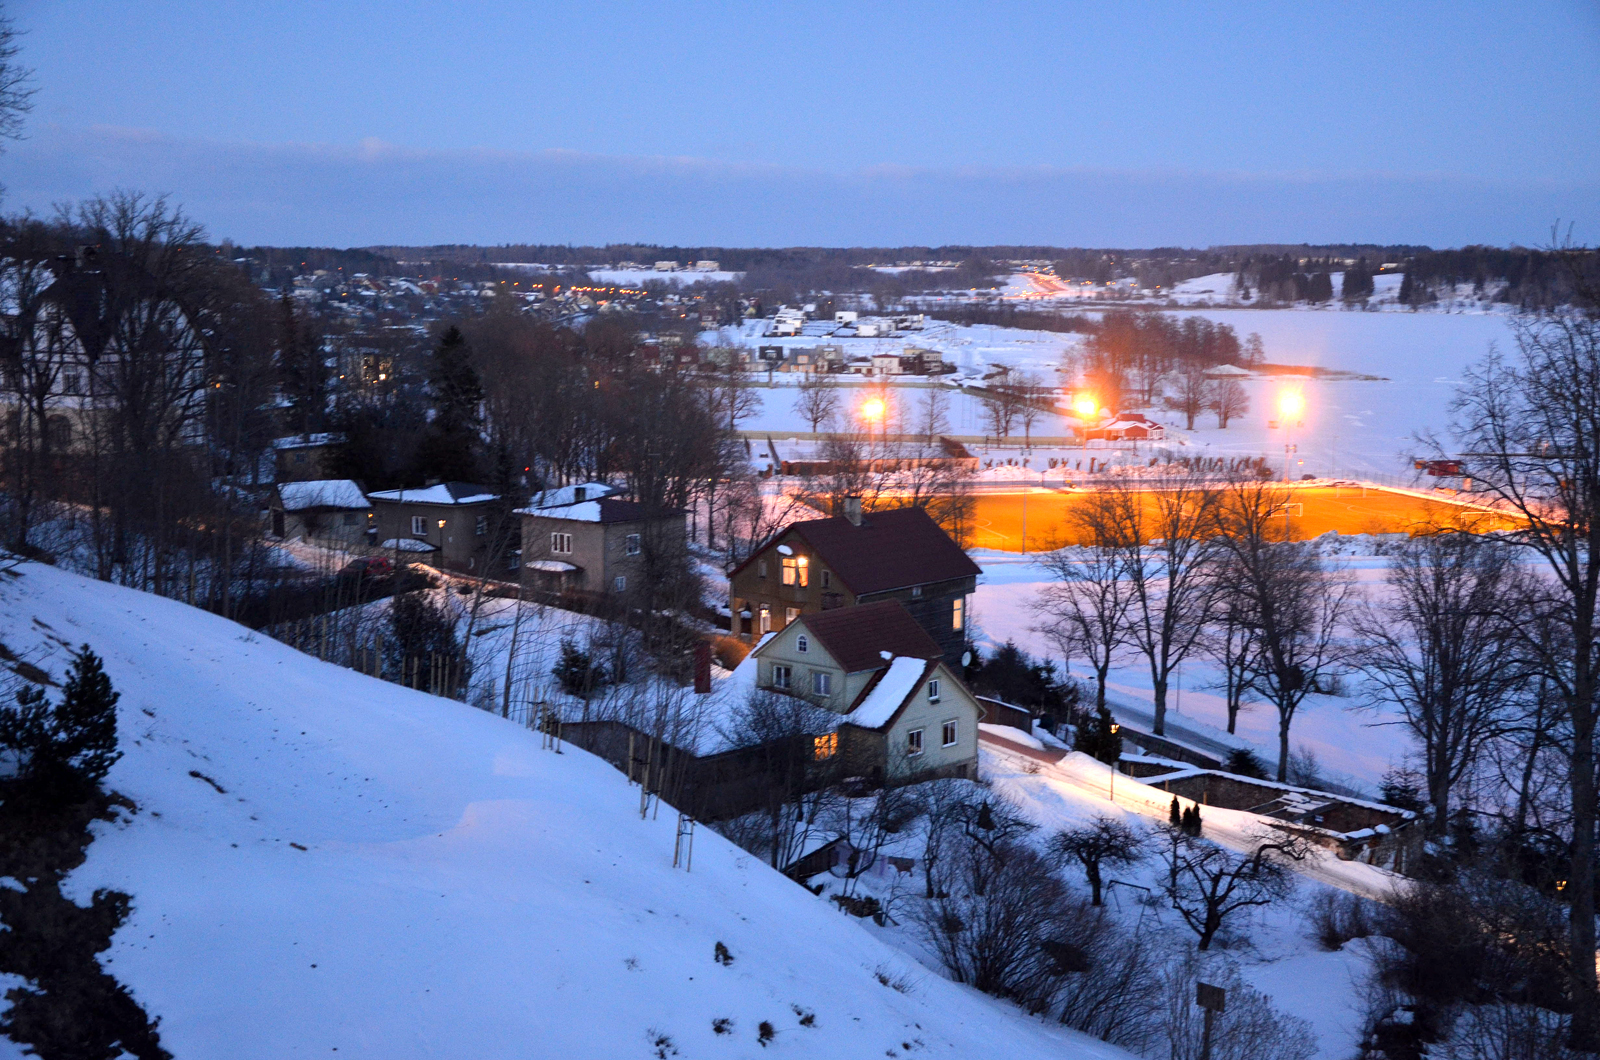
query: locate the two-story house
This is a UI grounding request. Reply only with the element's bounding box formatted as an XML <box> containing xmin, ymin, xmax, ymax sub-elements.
<box><xmin>367</xmin><ymin>482</ymin><xmax>510</xmax><ymax>575</ymax></box>
<box><xmin>748</xmin><ymin>600</ymin><xmax>980</xmax><ymax>784</ymax></box>
<box><xmin>517</xmin><ymin>491</ymin><xmax>687</xmax><ymax>597</ymax></box>
<box><xmin>728</xmin><ymin>500</ymin><xmax>980</xmax><ymax>667</ymax></box>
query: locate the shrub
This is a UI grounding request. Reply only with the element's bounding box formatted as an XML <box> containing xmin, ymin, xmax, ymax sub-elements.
<box><xmin>1224</xmin><ymin>748</ymin><xmax>1268</xmax><ymax>780</ymax></box>
<box><xmin>1308</xmin><ymin>890</ymin><xmax>1376</xmax><ymax>951</ymax></box>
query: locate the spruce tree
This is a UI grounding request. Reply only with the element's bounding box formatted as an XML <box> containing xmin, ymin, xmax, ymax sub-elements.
<box><xmin>54</xmin><ymin>645</ymin><xmax>121</xmax><ymax>787</ymax></box>
<box><xmin>1169</xmin><ymin>796</ymin><xmax>1182</xmax><ymax>829</ymax></box>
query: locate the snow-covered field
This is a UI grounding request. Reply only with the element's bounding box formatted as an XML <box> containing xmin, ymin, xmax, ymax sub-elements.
<box><xmin>1</xmin><ymin>561</ymin><xmax>1145</xmax><ymax>1060</ymax></box>
<box><xmin>722</xmin><ymin>305</ymin><xmax>1518</xmax><ymax>479</ymax></box>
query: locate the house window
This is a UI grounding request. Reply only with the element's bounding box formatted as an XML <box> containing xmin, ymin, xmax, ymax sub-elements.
<box><xmin>785</xmin><ymin>607</ymin><xmax>799</xmax><ymax>626</ymax></box>
<box><xmin>63</xmin><ymin>371</ymin><xmax>81</xmax><ymax>395</ymax></box>
<box><xmin>952</xmin><ymin>597</ymin><xmax>965</xmax><ymax>631</ymax></box>
<box><xmin>550</xmin><ymin>532</ymin><xmax>572</xmax><ymax>554</ymax></box>
<box><xmin>509</xmin><ymin>550</ymin><xmax>521</xmax><ymax>571</ymax></box>
<box><xmin>613</xmin><ymin>575</ymin><xmax>627</xmax><ymax>592</ymax></box>
<box><xmin>813</xmin><ymin>733</ymin><xmax>837</xmax><ymax>760</ymax></box>
<box><xmin>342</xmin><ymin>513</ymin><xmax>360</xmax><ymax>526</ymax></box>
<box><xmin>812</xmin><ymin>671</ymin><xmax>831</xmax><ymax>696</ymax></box>
<box><xmin>771</xmin><ymin>664</ymin><xmax>791</xmax><ymax>690</ymax></box>
<box><xmin>906</xmin><ymin>728</ymin><xmax>924</xmax><ymax>756</ymax></box>
<box><xmin>625</xmin><ymin>533</ymin><xmax>641</xmax><ymax>556</ymax></box>
<box><xmin>821</xmin><ymin>569</ymin><xmax>831</xmax><ymax>588</ymax></box>
<box><xmin>796</xmin><ymin>635</ymin><xmax>808</xmax><ymax>653</ymax></box>
<box><xmin>911</xmin><ymin>584</ymin><xmax>923</xmax><ymax>599</ymax></box>
<box><xmin>927</xmin><ymin>678</ymin><xmax>941</xmax><ymax>702</ymax></box>
<box><xmin>759</xmin><ymin>605</ymin><xmax>772</xmax><ymax>633</ymax></box>
<box><xmin>411</xmin><ymin>515</ymin><xmax>427</xmax><ymax>537</ymax></box>
<box><xmin>781</xmin><ymin>555</ymin><xmax>808</xmax><ymax>586</ymax></box>
<box><xmin>758</xmin><ymin>559</ymin><xmax>768</xmax><ymax>579</ymax></box>
<box><xmin>475</xmin><ymin>515</ymin><xmax>488</xmax><ymax>536</ymax></box>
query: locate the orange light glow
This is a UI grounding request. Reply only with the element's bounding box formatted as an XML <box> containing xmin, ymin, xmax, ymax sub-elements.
<box><xmin>1278</xmin><ymin>389</ymin><xmax>1305</xmax><ymax>419</ymax></box>
<box><xmin>860</xmin><ymin>397</ymin><xmax>886</xmax><ymax>422</ymax></box>
<box><xmin>1073</xmin><ymin>394</ymin><xmax>1098</xmax><ymax>418</ymax></box>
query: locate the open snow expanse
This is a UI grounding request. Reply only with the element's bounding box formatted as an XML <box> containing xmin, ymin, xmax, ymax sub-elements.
<box><xmin>0</xmin><ymin>562</ymin><xmax>1144</xmax><ymax>1060</ymax></box>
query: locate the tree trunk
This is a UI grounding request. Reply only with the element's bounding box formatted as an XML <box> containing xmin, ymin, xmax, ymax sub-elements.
<box><xmin>1568</xmin><ymin>703</ymin><xmax>1598</xmax><ymax>1049</ymax></box>
<box><xmin>1277</xmin><ymin>708</ymin><xmax>1292</xmax><ymax>783</ymax></box>
<box><xmin>1151</xmin><ymin>671</ymin><xmax>1168</xmax><ymax>736</ymax></box>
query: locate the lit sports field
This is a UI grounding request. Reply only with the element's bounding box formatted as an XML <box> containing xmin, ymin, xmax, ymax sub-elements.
<box><xmin>965</xmin><ymin>484</ymin><xmax>1522</xmax><ymax>553</ymax></box>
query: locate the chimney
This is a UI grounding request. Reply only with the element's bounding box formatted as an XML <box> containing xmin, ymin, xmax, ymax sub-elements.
<box><xmin>574</xmin><ymin>486</ymin><xmax>587</xmax><ymax>502</ymax></box>
<box><xmin>843</xmin><ymin>495</ymin><xmax>863</xmax><ymax>526</ymax></box>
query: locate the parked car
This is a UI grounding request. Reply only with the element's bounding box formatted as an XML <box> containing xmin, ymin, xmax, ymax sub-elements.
<box><xmin>340</xmin><ymin>556</ymin><xmax>394</xmax><ymax>579</ymax></box>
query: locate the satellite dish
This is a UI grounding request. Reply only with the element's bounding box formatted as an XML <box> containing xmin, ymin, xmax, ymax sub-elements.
<box><xmin>961</xmin><ymin>651</ymin><xmax>972</xmax><ymax>667</ymax></box>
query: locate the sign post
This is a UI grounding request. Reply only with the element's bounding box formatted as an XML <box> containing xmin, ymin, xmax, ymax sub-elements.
<box><xmin>1196</xmin><ymin>981</ymin><xmax>1226</xmax><ymax>1060</ymax></box>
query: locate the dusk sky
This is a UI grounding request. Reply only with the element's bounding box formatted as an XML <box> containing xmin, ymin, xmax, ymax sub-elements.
<box><xmin>5</xmin><ymin>1</ymin><xmax>1597</xmax><ymax>248</ymax></box>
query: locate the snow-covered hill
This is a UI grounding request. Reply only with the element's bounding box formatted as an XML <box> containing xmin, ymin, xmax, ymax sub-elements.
<box><xmin>0</xmin><ymin>562</ymin><xmax>1134</xmax><ymax>1060</ymax></box>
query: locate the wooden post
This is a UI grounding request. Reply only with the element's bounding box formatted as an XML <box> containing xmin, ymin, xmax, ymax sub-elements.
<box><xmin>1196</xmin><ymin>981</ymin><xmax>1226</xmax><ymax>1060</ymax></box>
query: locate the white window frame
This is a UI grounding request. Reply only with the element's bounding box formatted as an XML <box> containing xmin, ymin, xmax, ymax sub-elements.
<box><xmin>759</xmin><ymin>605</ymin><xmax>772</xmax><ymax>633</ymax></box>
<box><xmin>796</xmin><ymin>634</ymin><xmax>808</xmax><ymax>653</ymax></box>
<box><xmin>942</xmin><ymin>720</ymin><xmax>958</xmax><ymax>747</ymax></box>
<box><xmin>927</xmin><ymin>678</ymin><xmax>941</xmax><ymax>702</ymax></box>
<box><xmin>785</xmin><ymin>607</ymin><xmax>800</xmax><ymax>626</ymax></box>
<box><xmin>625</xmin><ymin>533</ymin><xmax>641</xmax><ymax>556</ymax></box>
<box><xmin>911</xmin><ymin>584</ymin><xmax>923</xmax><ymax>598</ymax></box>
<box><xmin>812</xmin><ymin>671</ymin><xmax>831</xmax><ymax>696</ymax></box>
<box><xmin>411</xmin><ymin>515</ymin><xmax>427</xmax><ymax>537</ymax></box>
<box><xmin>613</xmin><ymin>575</ymin><xmax>627</xmax><ymax>592</ymax></box>
<box><xmin>550</xmin><ymin>532</ymin><xmax>572</xmax><ymax>554</ymax></box>
<box><xmin>906</xmin><ymin>728</ymin><xmax>924</xmax><ymax>757</ymax></box>
<box><xmin>771</xmin><ymin>664</ymin><xmax>791</xmax><ymax>690</ymax></box>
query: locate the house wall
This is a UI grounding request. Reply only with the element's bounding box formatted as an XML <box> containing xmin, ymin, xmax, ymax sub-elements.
<box><xmin>283</xmin><ymin>508</ymin><xmax>371</xmax><ymax>548</ymax></box>
<box><xmin>372</xmin><ymin>501</ymin><xmax>503</xmax><ymax>574</ymax></box>
<box><xmin>859</xmin><ymin>576</ymin><xmax>974</xmax><ymax>668</ymax></box>
<box><xmin>749</xmin><ymin>619</ymin><xmax>852</xmax><ymax>711</ymax></box>
<box><xmin>276</xmin><ymin>445</ymin><xmax>339</xmax><ymax>482</ymax></box>
<box><xmin>520</xmin><ymin>512</ymin><xmax>688</xmax><ymax>596</ymax></box>
<box><xmin>878</xmin><ymin>663</ymin><xmax>979</xmax><ymax>781</ymax></box>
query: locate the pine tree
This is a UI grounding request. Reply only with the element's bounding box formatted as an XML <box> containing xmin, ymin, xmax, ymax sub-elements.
<box><xmin>1169</xmin><ymin>796</ymin><xmax>1182</xmax><ymax>828</ymax></box>
<box><xmin>277</xmin><ymin>289</ymin><xmax>328</xmax><ymax>435</ymax></box>
<box><xmin>413</xmin><ymin>326</ymin><xmax>485</xmax><ymax>482</ymax></box>
<box><xmin>0</xmin><ymin>646</ymin><xmax>121</xmax><ymax>796</ymax></box>
<box><xmin>1073</xmin><ymin>703</ymin><xmax>1122</xmax><ymax>765</ymax></box>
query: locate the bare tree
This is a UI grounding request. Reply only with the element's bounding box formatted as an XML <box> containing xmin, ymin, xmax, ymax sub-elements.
<box><xmin>0</xmin><ymin>10</ymin><xmax>33</xmax><ymax>150</ymax></box>
<box><xmin>914</xmin><ymin>385</ymin><xmax>950</xmax><ymax>443</ymax></box>
<box><xmin>981</xmin><ymin>364</ymin><xmax>1020</xmax><ymax>440</ymax></box>
<box><xmin>1354</xmin><ymin>532</ymin><xmax>1529</xmax><ymax>835</ymax></box>
<box><xmin>1049</xmin><ymin>817</ymin><xmax>1142</xmax><ymax>906</ymax></box>
<box><xmin>1174</xmin><ymin>360</ymin><xmax>1209</xmax><ymax>431</ymax></box>
<box><xmin>1090</xmin><ymin>472</ymin><xmax>1223</xmax><ymax>736</ymax></box>
<box><xmin>1445</xmin><ymin>257</ymin><xmax>1600</xmax><ymax>1043</ymax></box>
<box><xmin>1216</xmin><ymin>477</ymin><xmax>1354</xmax><ymax>781</ymax></box>
<box><xmin>1207</xmin><ymin>377</ymin><xmax>1249</xmax><ymax>429</ymax></box>
<box><xmin>1037</xmin><ymin>533</ymin><xmax>1134</xmax><ymax>713</ymax></box>
<box><xmin>1015</xmin><ymin>370</ymin><xmax>1047</xmax><ymax>446</ymax></box>
<box><xmin>792</xmin><ymin>373</ymin><xmax>840</xmax><ymax>434</ymax></box>
<box><xmin>1164</xmin><ymin>830</ymin><xmax>1306</xmax><ymax>950</ymax></box>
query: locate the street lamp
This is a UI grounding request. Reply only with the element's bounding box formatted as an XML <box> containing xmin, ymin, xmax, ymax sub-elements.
<box><xmin>1108</xmin><ymin>723</ymin><xmax>1121</xmax><ymax>802</ymax></box>
<box><xmin>1277</xmin><ymin>388</ymin><xmax>1304</xmax><ymax>482</ymax></box>
<box><xmin>1073</xmin><ymin>393</ymin><xmax>1098</xmax><ymax>419</ymax></box>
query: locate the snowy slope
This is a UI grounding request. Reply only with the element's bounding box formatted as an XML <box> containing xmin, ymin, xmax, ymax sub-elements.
<box><xmin>0</xmin><ymin>562</ymin><xmax>1135</xmax><ymax>1060</ymax></box>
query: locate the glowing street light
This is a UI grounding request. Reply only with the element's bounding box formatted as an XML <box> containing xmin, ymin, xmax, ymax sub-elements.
<box><xmin>860</xmin><ymin>396</ymin><xmax>886</xmax><ymax>423</ymax></box>
<box><xmin>1277</xmin><ymin>388</ymin><xmax>1305</xmax><ymax>420</ymax></box>
<box><xmin>1073</xmin><ymin>393</ymin><xmax>1099</xmax><ymax>419</ymax></box>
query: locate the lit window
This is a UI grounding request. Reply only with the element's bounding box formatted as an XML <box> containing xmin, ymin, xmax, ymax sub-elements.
<box><xmin>625</xmin><ymin>533</ymin><xmax>641</xmax><ymax>555</ymax></box>
<box><xmin>796</xmin><ymin>635</ymin><xmax>808</xmax><ymax>653</ymax></box>
<box><xmin>812</xmin><ymin>671</ymin><xmax>831</xmax><ymax>696</ymax></box>
<box><xmin>759</xmin><ymin>605</ymin><xmax>771</xmax><ymax>633</ymax></box>
<box><xmin>942</xmin><ymin>720</ymin><xmax>958</xmax><ymax>747</ymax></box>
<box><xmin>927</xmin><ymin>678</ymin><xmax>941</xmax><ymax>702</ymax></box>
<box><xmin>952</xmin><ymin>597</ymin><xmax>965</xmax><ymax>631</ymax></box>
<box><xmin>785</xmin><ymin>607</ymin><xmax>799</xmax><ymax>626</ymax></box>
<box><xmin>613</xmin><ymin>575</ymin><xmax>627</xmax><ymax>592</ymax></box>
<box><xmin>771</xmin><ymin>664</ymin><xmax>791</xmax><ymax>690</ymax></box>
<box><xmin>781</xmin><ymin>555</ymin><xmax>808</xmax><ymax>586</ymax></box>
<box><xmin>411</xmin><ymin>515</ymin><xmax>427</xmax><ymax>537</ymax></box>
<box><xmin>906</xmin><ymin>728</ymin><xmax>924</xmax><ymax>756</ymax></box>
<box><xmin>550</xmin><ymin>532</ymin><xmax>572</xmax><ymax>554</ymax></box>
<box><xmin>813</xmin><ymin>733</ymin><xmax>837</xmax><ymax>760</ymax></box>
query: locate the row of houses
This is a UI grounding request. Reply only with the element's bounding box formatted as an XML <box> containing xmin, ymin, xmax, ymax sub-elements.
<box><xmin>269</xmin><ymin>477</ymin><xmax>685</xmax><ymax>597</ymax></box>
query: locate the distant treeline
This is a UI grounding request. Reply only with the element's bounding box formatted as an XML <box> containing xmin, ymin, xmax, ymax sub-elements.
<box><xmin>931</xmin><ymin>304</ymin><xmax>1096</xmax><ymax>333</ymax></box>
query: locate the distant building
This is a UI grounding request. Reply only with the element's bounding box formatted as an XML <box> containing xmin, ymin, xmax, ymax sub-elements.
<box><xmin>269</xmin><ymin>480</ymin><xmax>371</xmax><ymax>547</ymax></box>
<box><xmin>691</xmin><ymin>260</ymin><xmax>720</xmax><ymax>272</ymax></box>
<box><xmin>517</xmin><ymin>492</ymin><xmax>687</xmax><ymax>597</ymax></box>
<box><xmin>654</xmin><ymin>261</ymin><xmax>680</xmax><ymax>272</ymax></box>
<box><xmin>367</xmin><ymin>482</ymin><xmax>508</xmax><ymax>575</ymax></box>
<box><xmin>1082</xmin><ymin>412</ymin><xmax>1167</xmax><ymax>443</ymax></box>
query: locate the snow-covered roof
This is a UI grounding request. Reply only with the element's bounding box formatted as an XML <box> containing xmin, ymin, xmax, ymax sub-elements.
<box><xmin>1202</xmin><ymin>363</ymin><xmax>1252</xmax><ymax>377</ymax></box>
<box><xmin>526</xmin><ymin>560</ymin><xmax>578</xmax><ymax>572</ymax></box>
<box><xmin>380</xmin><ymin>538</ymin><xmax>437</xmax><ymax>552</ymax></box>
<box><xmin>276</xmin><ymin>480</ymin><xmax>368</xmax><ymax>512</ymax></box>
<box><xmin>846</xmin><ymin>656</ymin><xmax>932</xmax><ymax>730</ymax></box>
<box><xmin>517</xmin><ymin>497</ymin><xmax>660</xmax><ymax>523</ymax></box>
<box><xmin>272</xmin><ymin>432</ymin><xmax>346</xmax><ymax>450</ymax></box>
<box><xmin>523</xmin><ymin>482</ymin><xmax>618</xmax><ymax>509</ymax></box>
<box><xmin>367</xmin><ymin>482</ymin><xmax>498</xmax><ymax>506</ymax></box>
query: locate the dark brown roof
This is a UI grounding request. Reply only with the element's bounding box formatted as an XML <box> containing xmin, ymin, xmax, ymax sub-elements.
<box><xmin>778</xmin><ymin>506</ymin><xmax>981</xmax><ymax>595</ymax></box>
<box><xmin>798</xmin><ymin>601</ymin><xmax>943</xmax><ymax>674</ymax></box>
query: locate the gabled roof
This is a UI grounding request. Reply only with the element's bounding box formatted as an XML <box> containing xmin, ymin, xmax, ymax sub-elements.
<box><xmin>789</xmin><ymin>600</ymin><xmax>942</xmax><ymax>674</ymax></box>
<box><xmin>276</xmin><ymin>479</ymin><xmax>368</xmax><ymax>511</ymax></box>
<box><xmin>368</xmin><ymin>482</ymin><xmax>498</xmax><ymax>506</ymax></box>
<box><xmin>736</xmin><ymin>506</ymin><xmax>980</xmax><ymax>596</ymax></box>
<box><xmin>522</xmin><ymin>482</ymin><xmax>618</xmax><ymax>509</ymax></box>
<box><xmin>844</xmin><ymin>656</ymin><xmax>938</xmax><ymax>730</ymax></box>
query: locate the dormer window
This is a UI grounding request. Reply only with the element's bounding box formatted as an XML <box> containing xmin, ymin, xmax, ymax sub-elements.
<box><xmin>927</xmin><ymin>678</ymin><xmax>941</xmax><ymax>703</ymax></box>
<box><xmin>796</xmin><ymin>634</ymin><xmax>808</xmax><ymax>653</ymax></box>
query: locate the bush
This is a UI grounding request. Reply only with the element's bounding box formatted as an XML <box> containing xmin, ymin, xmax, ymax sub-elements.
<box><xmin>0</xmin><ymin>645</ymin><xmax>122</xmax><ymax>798</ymax></box>
<box><xmin>1158</xmin><ymin>958</ymin><xmax>1316</xmax><ymax>1060</ymax></box>
<box><xmin>553</xmin><ymin>637</ymin><xmax>606</xmax><ymax>699</ymax></box>
<box><xmin>1308</xmin><ymin>890</ymin><xmax>1376</xmax><ymax>951</ymax></box>
<box><xmin>1224</xmin><ymin>748</ymin><xmax>1268</xmax><ymax>779</ymax></box>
